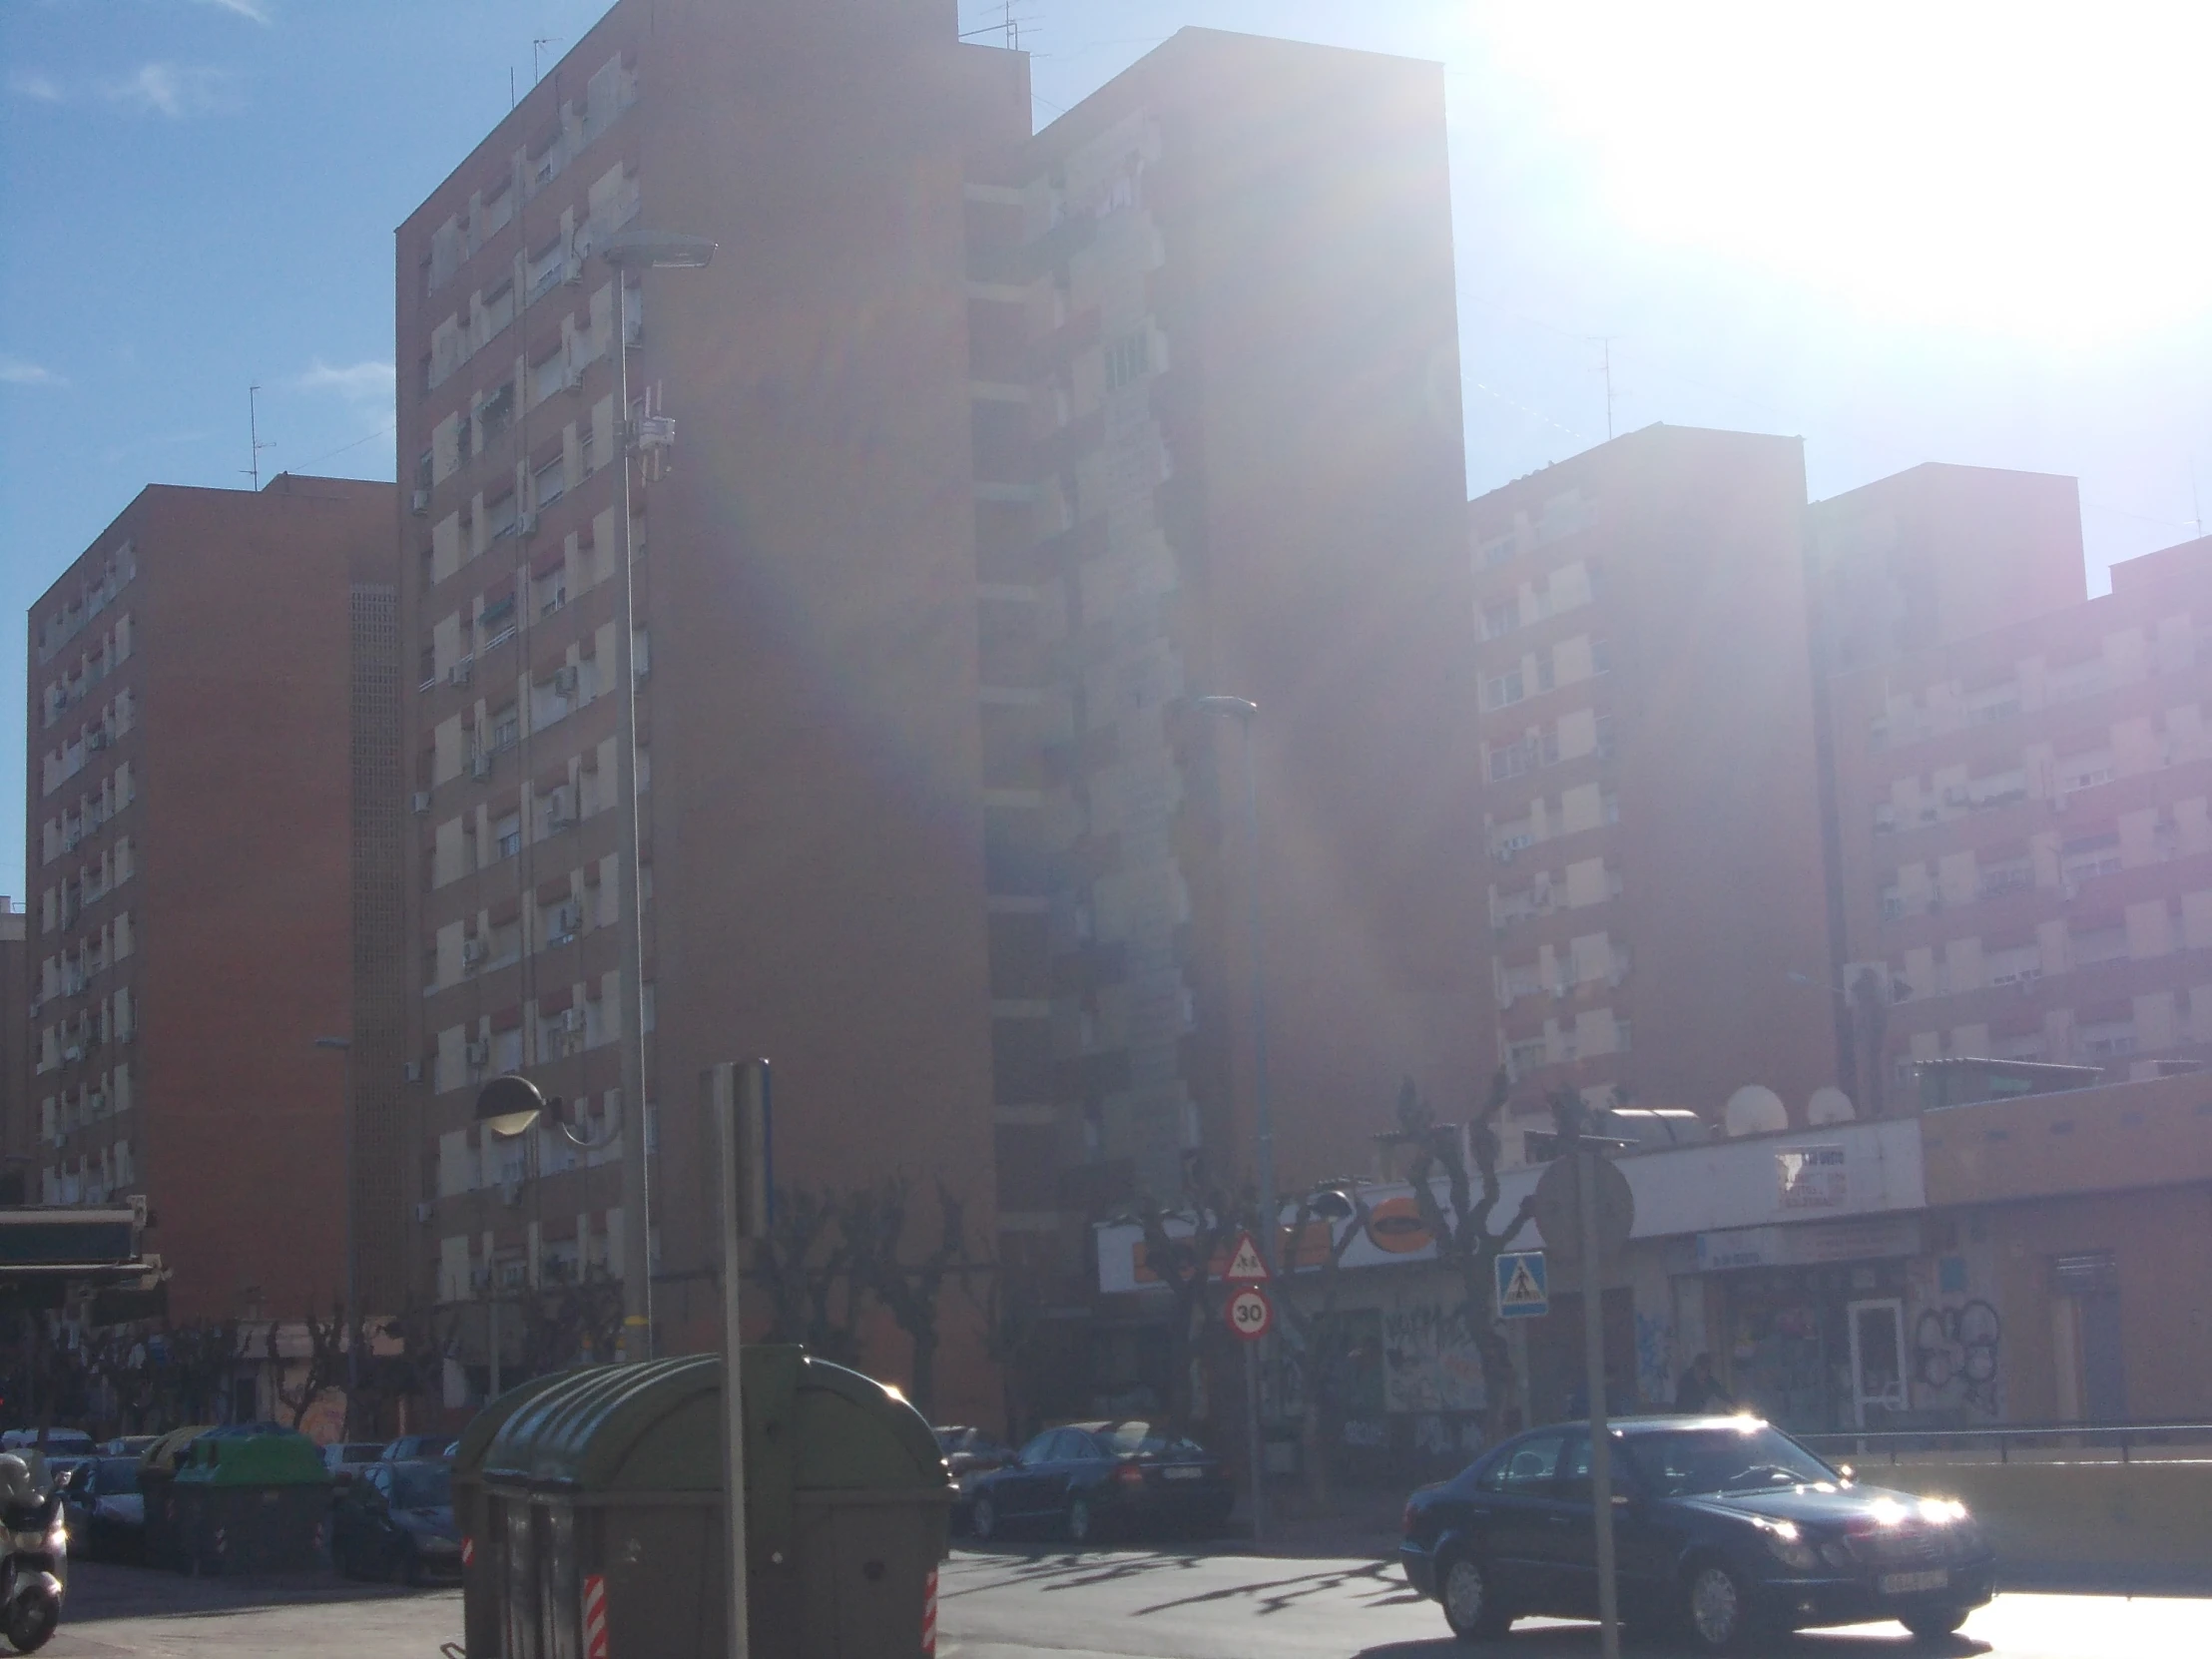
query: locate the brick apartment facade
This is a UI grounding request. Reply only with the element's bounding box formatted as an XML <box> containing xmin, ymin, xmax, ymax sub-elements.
<box><xmin>1830</xmin><ymin>536</ymin><xmax>2212</xmax><ymax>1099</ymax></box>
<box><xmin>395</xmin><ymin>0</ymin><xmax>1480</xmax><ymax>1417</ymax></box>
<box><xmin>963</xmin><ymin>28</ymin><xmax>1480</xmax><ymax>1304</ymax></box>
<box><xmin>18</xmin><ymin>477</ymin><xmax>399</xmax><ymax>1324</ymax></box>
<box><xmin>1469</xmin><ymin>425</ymin><xmax>1841</xmax><ymax>1157</ymax></box>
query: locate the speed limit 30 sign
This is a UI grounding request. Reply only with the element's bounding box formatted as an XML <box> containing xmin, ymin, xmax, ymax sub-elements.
<box><xmin>1225</xmin><ymin>1285</ymin><xmax>1273</xmax><ymax>1342</ymax></box>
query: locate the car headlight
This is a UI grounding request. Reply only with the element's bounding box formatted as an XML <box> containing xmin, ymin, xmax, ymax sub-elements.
<box><xmin>12</xmin><ymin>1529</ymin><xmax>50</xmax><ymax>1552</ymax></box>
<box><xmin>1755</xmin><ymin>1517</ymin><xmax>1819</xmax><ymax>1571</ymax></box>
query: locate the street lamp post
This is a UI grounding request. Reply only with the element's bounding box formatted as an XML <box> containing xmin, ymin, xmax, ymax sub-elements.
<box><xmin>583</xmin><ymin>228</ymin><xmax>715</xmax><ymax>1364</ymax></box>
<box><xmin>1193</xmin><ymin>694</ymin><xmax>1276</xmax><ymax>1542</ymax></box>
<box><xmin>475</xmin><ymin>1066</ymin><xmax>764</xmax><ymax>1659</ymax></box>
<box><xmin>311</xmin><ymin>1035</ymin><xmax>357</xmax><ymax>1438</ymax></box>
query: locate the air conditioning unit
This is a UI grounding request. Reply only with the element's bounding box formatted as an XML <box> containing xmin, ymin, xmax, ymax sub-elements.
<box><xmin>517</xmin><ymin>510</ymin><xmax>540</xmax><ymax>539</ymax></box>
<box><xmin>410</xmin><ymin>490</ymin><xmax>430</xmax><ymax>516</ymax></box>
<box><xmin>411</xmin><ymin>791</ymin><xmax>432</xmax><ymax>816</ymax></box>
<box><xmin>462</xmin><ymin>937</ymin><xmax>489</xmax><ymax>967</ymax></box>
<box><xmin>545</xmin><ymin>810</ymin><xmax>578</xmax><ymax>834</ymax></box>
<box><xmin>449</xmin><ymin>660</ymin><xmax>473</xmax><ymax>688</ymax></box>
<box><xmin>413</xmin><ymin>1201</ymin><xmax>435</xmax><ymax>1224</ymax></box>
<box><xmin>87</xmin><ymin>731</ymin><xmax>109</xmax><ymax>752</ymax></box>
<box><xmin>552</xmin><ymin>666</ymin><xmax>579</xmax><ymax>697</ymax></box>
<box><xmin>562</xmin><ymin>364</ymin><xmax>586</xmax><ymax>394</ymax></box>
<box><xmin>471</xmin><ymin>752</ymin><xmax>494</xmax><ymax>780</ymax></box>
<box><xmin>402</xmin><ymin>1060</ymin><xmax>422</xmax><ymax>1083</ymax></box>
<box><xmin>559</xmin><ymin>1007</ymin><xmax>586</xmax><ymax>1034</ymax></box>
<box><xmin>563</xmin><ymin>256</ymin><xmax>585</xmax><ymax>287</ymax></box>
<box><xmin>64</xmin><ymin>1046</ymin><xmax>82</xmax><ymax>1064</ymax></box>
<box><xmin>465</xmin><ymin>1038</ymin><xmax>490</xmax><ymax>1067</ymax></box>
<box><xmin>469</xmin><ymin>1266</ymin><xmax>493</xmax><ymax>1292</ymax></box>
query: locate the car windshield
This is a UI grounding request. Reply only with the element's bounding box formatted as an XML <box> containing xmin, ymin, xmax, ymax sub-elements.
<box><xmin>1623</xmin><ymin>1424</ymin><xmax>1839</xmax><ymax>1497</ymax></box>
<box><xmin>96</xmin><ymin>1458</ymin><xmax>140</xmax><ymax>1491</ymax></box>
<box><xmin>1099</xmin><ymin>1422</ymin><xmax>1204</xmax><ymax>1457</ymax></box>
<box><xmin>391</xmin><ymin>1466</ymin><xmax>452</xmax><ymax>1509</ymax></box>
<box><xmin>933</xmin><ymin>1429</ymin><xmax>970</xmax><ymax>1453</ymax></box>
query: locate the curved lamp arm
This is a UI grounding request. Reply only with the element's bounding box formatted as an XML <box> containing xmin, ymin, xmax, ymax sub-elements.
<box><xmin>475</xmin><ymin>1072</ymin><xmax>614</xmax><ymax>1148</ymax></box>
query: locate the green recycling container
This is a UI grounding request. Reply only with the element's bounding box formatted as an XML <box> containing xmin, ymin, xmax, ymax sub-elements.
<box><xmin>453</xmin><ymin>1370</ymin><xmax>579</xmax><ymax>1658</ymax></box>
<box><xmin>170</xmin><ymin>1429</ymin><xmax>330</xmax><ymax>1575</ymax></box>
<box><xmin>454</xmin><ymin>1347</ymin><xmax>952</xmax><ymax>1658</ymax></box>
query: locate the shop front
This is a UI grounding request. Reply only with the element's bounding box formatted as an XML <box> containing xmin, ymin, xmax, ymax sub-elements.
<box><xmin>1681</xmin><ymin>1213</ymin><xmax>1925</xmax><ymax>1433</ymax></box>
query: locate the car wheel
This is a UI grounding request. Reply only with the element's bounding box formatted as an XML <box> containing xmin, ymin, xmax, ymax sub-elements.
<box><xmin>1680</xmin><ymin>1561</ymin><xmax>1757</xmax><ymax>1655</ymax></box>
<box><xmin>1903</xmin><ymin>1606</ymin><xmax>1970</xmax><ymax>1640</ymax></box>
<box><xmin>1067</xmin><ymin>1496</ymin><xmax>1097</xmax><ymax>1546</ymax></box>
<box><xmin>971</xmin><ymin>1495</ymin><xmax>999</xmax><ymax>1543</ymax></box>
<box><xmin>1439</xmin><ymin>1551</ymin><xmax>1511</xmax><ymax>1642</ymax></box>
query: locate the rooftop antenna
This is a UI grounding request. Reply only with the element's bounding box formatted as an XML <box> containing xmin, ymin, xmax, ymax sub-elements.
<box><xmin>243</xmin><ymin>384</ymin><xmax>273</xmax><ymax>491</ymax></box>
<box><xmin>1588</xmin><ymin>335</ymin><xmax>1617</xmax><ymax>440</ymax></box>
<box><xmin>533</xmin><ymin>36</ymin><xmax>560</xmax><ymax>86</ymax></box>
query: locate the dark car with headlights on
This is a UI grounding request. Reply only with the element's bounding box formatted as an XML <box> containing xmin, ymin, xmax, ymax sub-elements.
<box><xmin>329</xmin><ymin>1460</ymin><xmax>460</xmax><ymax>1584</ymax></box>
<box><xmin>968</xmin><ymin>1421</ymin><xmax>1232</xmax><ymax>1545</ymax></box>
<box><xmin>934</xmin><ymin>1426</ymin><xmax>1015</xmax><ymax>1532</ymax></box>
<box><xmin>1399</xmin><ymin>1416</ymin><xmax>1993</xmax><ymax>1653</ymax></box>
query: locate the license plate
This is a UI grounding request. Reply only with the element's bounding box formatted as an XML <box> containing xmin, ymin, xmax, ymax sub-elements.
<box><xmin>1881</xmin><ymin>1569</ymin><xmax>1949</xmax><ymax>1595</ymax></box>
<box><xmin>1163</xmin><ymin>1466</ymin><xmax>1203</xmax><ymax>1480</ymax></box>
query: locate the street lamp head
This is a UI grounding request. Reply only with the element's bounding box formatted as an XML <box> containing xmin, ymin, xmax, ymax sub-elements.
<box><xmin>1193</xmin><ymin>695</ymin><xmax>1259</xmax><ymax>721</ymax></box>
<box><xmin>1307</xmin><ymin>1186</ymin><xmax>1358</xmax><ymax>1222</ymax></box>
<box><xmin>475</xmin><ymin>1072</ymin><xmax>552</xmax><ymax>1139</ymax></box>
<box><xmin>587</xmin><ymin>228</ymin><xmax>717</xmax><ymax>271</ymax></box>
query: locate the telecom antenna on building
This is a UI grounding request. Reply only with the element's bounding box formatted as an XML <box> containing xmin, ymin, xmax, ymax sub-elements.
<box><xmin>243</xmin><ymin>383</ymin><xmax>273</xmax><ymax>491</ymax></box>
<box><xmin>534</xmin><ymin>37</ymin><xmax>561</xmax><ymax>86</ymax></box>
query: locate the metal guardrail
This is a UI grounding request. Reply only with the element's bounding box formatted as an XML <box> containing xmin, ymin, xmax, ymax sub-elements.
<box><xmin>1799</xmin><ymin>1421</ymin><xmax>2212</xmax><ymax>1465</ymax></box>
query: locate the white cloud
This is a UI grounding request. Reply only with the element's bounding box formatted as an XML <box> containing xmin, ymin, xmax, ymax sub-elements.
<box><xmin>295</xmin><ymin>359</ymin><xmax>396</xmax><ymax>405</ymax></box>
<box><xmin>0</xmin><ymin>357</ymin><xmax>68</xmax><ymax>388</ymax></box>
<box><xmin>6</xmin><ymin>72</ymin><xmax>65</xmax><ymax>104</ymax></box>
<box><xmin>192</xmin><ymin>0</ymin><xmax>274</xmax><ymax>20</ymax></box>
<box><xmin>105</xmin><ymin>63</ymin><xmax>238</xmax><ymax>118</ymax></box>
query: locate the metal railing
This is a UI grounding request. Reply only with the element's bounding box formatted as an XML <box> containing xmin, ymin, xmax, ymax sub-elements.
<box><xmin>1799</xmin><ymin>1419</ymin><xmax>2212</xmax><ymax>1466</ymax></box>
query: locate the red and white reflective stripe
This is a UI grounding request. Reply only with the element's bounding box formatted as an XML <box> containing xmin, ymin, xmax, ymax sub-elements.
<box><xmin>921</xmin><ymin>1565</ymin><xmax>938</xmax><ymax>1656</ymax></box>
<box><xmin>460</xmin><ymin>1536</ymin><xmax>475</xmax><ymax>1568</ymax></box>
<box><xmin>582</xmin><ymin>1572</ymin><xmax>609</xmax><ymax>1659</ymax></box>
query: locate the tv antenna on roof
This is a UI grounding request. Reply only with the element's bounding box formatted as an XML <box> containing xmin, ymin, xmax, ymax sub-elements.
<box><xmin>1587</xmin><ymin>336</ymin><xmax>1616</xmax><ymax>440</ymax></box>
<box><xmin>534</xmin><ymin>36</ymin><xmax>561</xmax><ymax>86</ymax></box>
<box><xmin>243</xmin><ymin>384</ymin><xmax>274</xmax><ymax>491</ymax></box>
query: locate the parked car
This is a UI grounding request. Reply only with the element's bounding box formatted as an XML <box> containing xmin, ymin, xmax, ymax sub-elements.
<box><xmin>377</xmin><ymin>1434</ymin><xmax>453</xmax><ymax>1465</ymax></box>
<box><xmin>933</xmin><ymin>1426</ymin><xmax>1015</xmax><ymax>1530</ymax></box>
<box><xmin>60</xmin><ymin>1455</ymin><xmax>144</xmax><ymax>1562</ymax></box>
<box><xmin>0</xmin><ymin>1429</ymin><xmax>94</xmax><ymax>1459</ymax></box>
<box><xmin>967</xmin><ymin>1421</ymin><xmax>1232</xmax><ymax>1545</ymax></box>
<box><xmin>321</xmin><ymin>1441</ymin><xmax>385</xmax><ymax>1485</ymax></box>
<box><xmin>329</xmin><ymin>1460</ymin><xmax>461</xmax><ymax>1585</ymax></box>
<box><xmin>1399</xmin><ymin>1415</ymin><xmax>1995</xmax><ymax>1653</ymax></box>
<box><xmin>101</xmin><ymin>1436</ymin><xmax>159</xmax><ymax>1459</ymax></box>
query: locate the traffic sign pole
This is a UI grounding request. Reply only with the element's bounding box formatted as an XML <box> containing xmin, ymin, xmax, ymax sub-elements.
<box><xmin>1220</xmin><ymin>1239</ymin><xmax>1272</xmax><ymax>1547</ymax></box>
<box><xmin>1579</xmin><ymin>1146</ymin><xmax>1621</xmax><ymax>1659</ymax></box>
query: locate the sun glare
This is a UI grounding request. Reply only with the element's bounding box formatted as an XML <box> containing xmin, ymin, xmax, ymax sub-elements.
<box><xmin>1476</xmin><ymin>0</ymin><xmax>2212</xmax><ymax>342</ymax></box>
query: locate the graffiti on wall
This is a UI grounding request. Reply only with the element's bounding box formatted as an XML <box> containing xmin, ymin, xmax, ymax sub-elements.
<box><xmin>1914</xmin><ymin>1299</ymin><xmax>2002</xmax><ymax>1417</ymax></box>
<box><xmin>1382</xmin><ymin>1302</ymin><xmax>1487</xmax><ymax>1413</ymax></box>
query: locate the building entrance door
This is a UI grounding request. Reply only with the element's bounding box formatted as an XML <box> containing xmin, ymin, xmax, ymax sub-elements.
<box><xmin>1846</xmin><ymin>1299</ymin><xmax>1907</xmax><ymax>1427</ymax></box>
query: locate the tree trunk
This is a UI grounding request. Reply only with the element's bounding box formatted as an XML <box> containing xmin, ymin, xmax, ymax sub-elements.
<box><xmin>909</xmin><ymin>1328</ymin><xmax>938</xmax><ymax>1421</ymax></box>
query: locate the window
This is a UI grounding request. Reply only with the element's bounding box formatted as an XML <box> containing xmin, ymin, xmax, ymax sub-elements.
<box><xmin>1480</xmin><ymin>599</ymin><xmax>1518</xmax><ymax>640</ymax></box>
<box><xmin>494</xmin><ymin>813</ymin><xmax>522</xmax><ymax>860</ymax></box>
<box><xmin>1591</xmin><ymin>639</ymin><xmax>1612</xmax><ymax>675</ymax></box>
<box><xmin>1489</xmin><ymin>741</ymin><xmax>1536</xmax><ymax>784</ymax></box>
<box><xmin>1979</xmin><ymin>859</ymin><xmax>2033</xmax><ymax>899</ymax></box>
<box><xmin>534</xmin><ymin>455</ymin><xmax>566</xmax><ymax>510</ymax></box>
<box><xmin>490</xmin><ymin>704</ymin><xmax>520</xmax><ymax>752</ymax></box>
<box><xmin>2059</xmin><ymin>833</ymin><xmax>2122</xmax><ymax>884</ymax></box>
<box><xmin>1103</xmin><ymin>330</ymin><xmax>1150</xmax><ymax>391</ymax></box>
<box><xmin>1985</xmin><ymin>943</ymin><xmax>2042</xmax><ymax>986</ymax></box>
<box><xmin>1537</xmin><ymin>653</ymin><xmax>1556</xmax><ymax>694</ymax></box>
<box><xmin>1478</xmin><ymin>1431</ymin><xmax>1567</xmax><ymax>1493</ymax></box>
<box><xmin>1484</xmin><ymin>670</ymin><xmax>1525</xmax><ymax>710</ymax></box>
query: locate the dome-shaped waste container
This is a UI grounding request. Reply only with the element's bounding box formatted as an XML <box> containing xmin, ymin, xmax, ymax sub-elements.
<box><xmin>454</xmin><ymin>1347</ymin><xmax>950</xmax><ymax>1658</ymax></box>
<box><xmin>170</xmin><ymin>1427</ymin><xmax>330</xmax><ymax>1575</ymax></box>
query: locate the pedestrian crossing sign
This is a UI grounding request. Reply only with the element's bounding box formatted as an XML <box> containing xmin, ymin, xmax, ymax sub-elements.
<box><xmin>1496</xmin><ymin>1250</ymin><xmax>1548</xmax><ymax>1320</ymax></box>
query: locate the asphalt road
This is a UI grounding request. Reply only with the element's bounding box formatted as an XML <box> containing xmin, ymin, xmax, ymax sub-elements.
<box><xmin>38</xmin><ymin>1552</ymin><xmax>2212</xmax><ymax>1657</ymax></box>
<box><xmin>937</xmin><ymin>1545</ymin><xmax>2212</xmax><ymax>1659</ymax></box>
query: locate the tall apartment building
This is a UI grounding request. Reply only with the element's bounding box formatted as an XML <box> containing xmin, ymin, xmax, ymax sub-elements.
<box><xmin>1469</xmin><ymin>425</ymin><xmax>1841</xmax><ymax>1157</ymax></box>
<box><xmin>19</xmin><ymin>477</ymin><xmax>399</xmax><ymax>1323</ymax></box>
<box><xmin>1830</xmin><ymin>535</ymin><xmax>2212</xmax><ymax>1102</ymax></box>
<box><xmin>962</xmin><ymin>28</ymin><xmax>1479</xmax><ymax>1301</ymax></box>
<box><xmin>394</xmin><ymin>0</ymin><xmax>1019</xmax><ymax>1417</ymax></box>
<box><xmin>396</xmin><ymin>2</ymin><xmax>1480</xmax><ymax>1412</ymax></box>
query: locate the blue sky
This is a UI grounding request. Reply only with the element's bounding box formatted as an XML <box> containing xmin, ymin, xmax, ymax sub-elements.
<box><xmin>3</xmin><ymin>0</ymin><xmax>2208</xmax><ymax>888</ymax></box>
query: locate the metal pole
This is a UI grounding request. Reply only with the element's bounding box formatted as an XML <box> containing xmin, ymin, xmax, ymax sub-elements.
<box><xmin>1578</xmin><ymin>1144</ymin><xmax>1620</xmax><ymax>1659</ymax></box>
<box><xmin>609</xmin><ymin>269</ymin><xmax>655</xmax><ymax>1361</ymax></box>
<box><xmin>343</xmin><ymin>1050</ymin><xmax>359</xmax><ymax>1437</ymax></box>
<box><xmin>1237</xmin><ymin>719</ymin><xmax>1273</xmax><ymax>1545</ymax></box>
<box><xmin>717</xmin><ymin>1063</ymin><xmax>758</xmax><ymax>1659</ymax></box>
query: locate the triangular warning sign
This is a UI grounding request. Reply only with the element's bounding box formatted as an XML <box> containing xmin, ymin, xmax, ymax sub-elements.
<box><xmin>1222</xmin><ymin>1230</ymin><xmax>1271</xmax><ymax>1283</ymax></box>
<box><xmin>1502</xmin><ymin>1258</ymin><xmax>1544</xmax><ymax>1307</ymax></box>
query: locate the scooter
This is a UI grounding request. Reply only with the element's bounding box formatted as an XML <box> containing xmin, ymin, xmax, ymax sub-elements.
<box><xmin>0</xmin><ymin>1489</ymin><xmax>65</xmax><ymax>1654</ymax></box>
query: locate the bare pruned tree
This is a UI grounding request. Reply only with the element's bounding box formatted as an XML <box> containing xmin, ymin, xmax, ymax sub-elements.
<box><xmin>1274</xmin><ymin>1181</ymin><xmax>1373</xmax><ymax>1512</ymax></box>
<box><xmin>852</xmin><ymin>1177</ymin><xmax>979</xmax><ymax>1421</ymax></box>
<box><xmin>1388</xmin><ymin>1072</ymin><xmax>1536</xmax><ymax>1442</ymax></box>
<box><xmin>1112</xmin><ymin>1159</ymin><xmax>1251</xmax><ymax>1431</ymax></box>
<box><xmin>267</xmin><ymin>1307</ymin><xmax>348</xmax><ymax>1430</ymax></box>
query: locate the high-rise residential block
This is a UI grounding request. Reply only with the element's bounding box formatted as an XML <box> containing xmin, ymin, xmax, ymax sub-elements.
<box><xmin>1469</xmin><ymin>425</ymin><xmax>1841</xmax><ymax>1155</ymax></box>
<box><xmin>963</xmin><ymin>27</ymin><xmax>1480</xmax><ymax>1299</ymax></box>
<box><xmin>19</xmin><ymin>476</ymin><xmax>398</xmax><ymax>1323</ymax></box>
<box><xmin>1830</xmin><ymin>536</ymin><xmax>2212</xmax><ymax>1103</ymax></box>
